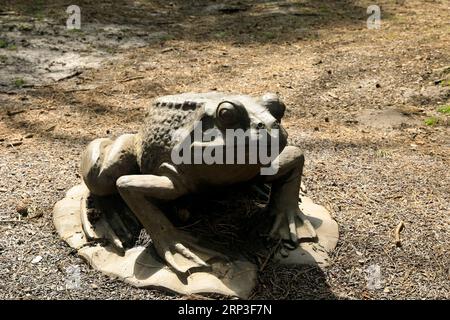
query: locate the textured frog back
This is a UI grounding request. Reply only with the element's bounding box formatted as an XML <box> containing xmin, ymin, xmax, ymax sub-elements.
<box><xmin>136</xmin><ymin>95</ymin><xmax>205</xmax><ymax>174</ymax></box>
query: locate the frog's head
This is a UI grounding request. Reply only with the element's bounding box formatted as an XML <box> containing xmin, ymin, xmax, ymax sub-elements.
<box><xmin>202</xmin><ymin>92</ymin><xmax>288</xmax><ymax>145</ymax></box>
<box><xmin>192</xmin><ymin>92</ymin><xmax>288</xmax><ymax>166</ymax></box>
<box><xmin>170</xmin><ymin>92</ymin><xmax>288</xmax><ymax>170</ymax></box>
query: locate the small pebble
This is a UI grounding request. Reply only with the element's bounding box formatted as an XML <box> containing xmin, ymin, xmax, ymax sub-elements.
<box><xmin>16</xmin><ymin>204</ymin><xmax>29</xmax><ymax>217</ymax></box>
<box><xmin>31</xmin><ymin>255</ymin><xmax>43</xmax><ymax>264</ymax></box>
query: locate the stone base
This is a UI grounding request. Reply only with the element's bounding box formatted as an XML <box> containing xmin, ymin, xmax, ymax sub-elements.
<box><xmin>53</xmin><ymin>184</ymin><xmax>257</xmax><ymax>298</ymax></box>
<box><xmin>53</xmin><ymin>184</ymin><xmax>338</xmax><ymax>298</ymax></box>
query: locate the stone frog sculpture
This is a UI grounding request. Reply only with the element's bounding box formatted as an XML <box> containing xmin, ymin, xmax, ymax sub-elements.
<box><xmin>80</xmin><ymin>92</ymin><xmax>315</xmax><ymax>272</ymax></box>
<box><xmin>54</xmin><ymin>92</ymin><xmax>338</xmax><ymax>298</ymax></box>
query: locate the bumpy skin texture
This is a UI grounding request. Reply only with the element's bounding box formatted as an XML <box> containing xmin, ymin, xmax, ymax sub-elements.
<box><xmin>137</xmin><ymin>96</ymin><xmax>204</xmax><ymax>174</ymax></box>
<box><xmin>81</xmin><ymin>92</ymin><xmax>313</xmax><ymax>273</ymax></box>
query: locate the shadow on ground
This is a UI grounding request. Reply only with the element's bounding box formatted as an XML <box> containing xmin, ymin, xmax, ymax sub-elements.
<box><xmin>3</xmin><ymin>0</ymin><xmax>387</xmax><ymax>45</ymax></box>
<box><xmin>253</xmin><ymin>264</ymin><xmax>338</xmax><ymax>299</ymax></box>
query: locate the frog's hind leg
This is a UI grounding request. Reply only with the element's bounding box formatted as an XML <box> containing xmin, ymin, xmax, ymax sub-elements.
<box><xmin>80</xmin><ymin>134</ymin><xmax>141</xmax><ymax>253</ymax></box>
<box><xmin>81</xmin><ymin>134</ymin><xmax>139</xmax><ymax>196</ymax></box>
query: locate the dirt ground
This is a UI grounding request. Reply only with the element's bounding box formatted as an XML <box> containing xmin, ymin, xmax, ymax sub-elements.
<box><xmin>0</xmin><ymin>0</ymin><xmax>449</xmax><ymax>300</ymax></box>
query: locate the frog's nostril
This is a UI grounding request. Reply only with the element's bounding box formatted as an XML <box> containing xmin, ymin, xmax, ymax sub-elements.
<box><xmin>257</xmin><ymin>122</ymin><xmax>265</xmax><ymax>129</ymax></box>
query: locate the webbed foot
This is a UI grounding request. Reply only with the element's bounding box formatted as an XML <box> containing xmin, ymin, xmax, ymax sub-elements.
<box><xmin>268</xmin><ymin>204</ymin><xmax>317</xmax><ymax>245</ymax></box>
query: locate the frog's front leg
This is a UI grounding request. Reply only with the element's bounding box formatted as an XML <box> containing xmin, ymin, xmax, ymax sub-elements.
<box><xmin>263</xmin><ymin>146</ymin><xmax>317</xmax><ymax>244</ymax></box>
<box><xmin>116</xmin><ymin>173</ymin><xmax>224</xmax><ymax>273</ymax></box>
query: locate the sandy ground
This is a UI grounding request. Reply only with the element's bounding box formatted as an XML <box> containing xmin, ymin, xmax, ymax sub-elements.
<box><xmin>0</xmin><ymin>0</ymin><xmax>449</xmax><ymax>299</ymax></box>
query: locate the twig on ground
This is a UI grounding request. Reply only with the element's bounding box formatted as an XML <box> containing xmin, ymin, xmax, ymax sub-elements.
<box><xmin>395</xmin><ymin>221</ymin><xmax>405</xmax><ymax>247</ymax></box>
<box><xmin>64</xmin><ymin>88</ymin><xmax>94</xmax><ymax>93</ymax></box>
<box><xmin>119</xmin><ymin>76</ymin><xmax>144</xmax><ymax>83</ymax></box>
<box><xmin>6</xmin><ymin>141</ymin><xmax>23</xmax><ymax>147</ymax></box>
<box><xmin>7</xmin><ymin>110</ymin><xmax>25</xmax><ymax>116</ymax></box>
<box><xmin>57</xmin><ymin>70</ymin><xmax>83</xmax><ymax>82</ymax></box>
<box><xmin>259</xmin><ymin>239</ymin><xmax>281</xmax><ymax>272</ymax></box>
<box><xmin>0</xmin><ymin>11</ymin><xmax>18</xmax><ymax>15</ymax></box>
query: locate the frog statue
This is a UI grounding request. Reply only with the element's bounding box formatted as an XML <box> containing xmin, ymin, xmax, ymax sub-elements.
<box><xmin>53</xmin><ymin>92</ymin><xmax>338</xmax><ymax>298</ymax></box>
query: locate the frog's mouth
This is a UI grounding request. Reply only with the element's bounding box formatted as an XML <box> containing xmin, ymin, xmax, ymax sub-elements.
<box><xmin>220</xmin><ymin>128</ymin><xmax>288</xmax><ymax>165</ymax></box>
<box><xmin>172</xmin><ymin>124</ymin><xmax>288</xmax><ymax>167</ymax></box>
<box><xmin>247</xmin><ymin>125</ymin><xmax>288</xmax><ymax>152</ymax></box>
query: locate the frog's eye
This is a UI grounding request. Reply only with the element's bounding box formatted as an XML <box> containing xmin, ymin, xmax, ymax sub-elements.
<box><xmin>217</xmin><ymin>101</ymin><xmax>238</xmax><ymax>126</ymax></box>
